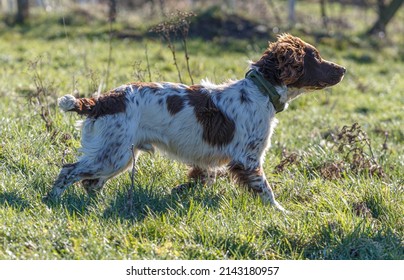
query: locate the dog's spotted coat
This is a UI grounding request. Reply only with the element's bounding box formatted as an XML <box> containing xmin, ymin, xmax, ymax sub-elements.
<box><xmin>48</xmin><ymin>34</ymin><xmax>345</xmax><ymax>211</ymax></box>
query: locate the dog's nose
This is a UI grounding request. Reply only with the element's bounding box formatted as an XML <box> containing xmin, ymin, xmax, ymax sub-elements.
<box><xmin>341</xmin><ymin>67</ymin><xmax>346</xmax><ymax>74</ymax></box>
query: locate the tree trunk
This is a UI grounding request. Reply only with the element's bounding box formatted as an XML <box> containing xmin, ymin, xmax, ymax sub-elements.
<box><xmin>320</xmin><ymin>0</ymin><xmax>328</xmax><ymax>30</ymax></box>
<box><xmin>16</xmin><ymin>0</ymin><xmax>29</xmax><ymax>24</ymax></box>
<box><xmin>288</xmin><ymin>0</ymin><xmax>296</xmax><ymax>27</ymax></box>
<box><xmin>108</xmin><ymin>0</ymin><xmax>117</xmax><ymax>23</ymax></box>
<box><xmin>367</xmin><ymin>0</ymin><xmax>403</xmax><ymax>35</ymax></box>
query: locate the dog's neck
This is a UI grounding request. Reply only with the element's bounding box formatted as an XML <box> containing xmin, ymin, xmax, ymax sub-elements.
<box><xmin>276</xmin><ymin>86</ymin><xmax>306</xmax><ymax>104</ymax></box>
<box><xmin>245</xmin><ymin>69</ymin><xmax>285</xmax><ymax>113</ymax></box>
<box><xmin>245</xmin><ymin>68</ymin><xmax>306</xmax><ymax>113</ymax></box>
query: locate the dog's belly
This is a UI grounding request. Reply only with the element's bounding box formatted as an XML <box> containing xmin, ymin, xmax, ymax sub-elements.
<box><xmin>151</xmin><ymin>141</ymin><xmax>230</xmax><ymax>169</ymax></box>
<box><xmin>136</xmin><ymin>101</ymin><xmax>234</xmax><ymax>168</ymax></box>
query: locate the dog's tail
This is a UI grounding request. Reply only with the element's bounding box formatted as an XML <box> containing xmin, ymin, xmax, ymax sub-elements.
<box><xmin>58</xmin><ymin>95</ymin><xmax>96</xmax><ymax>116</ymax></box>
<box><xmin>58</xmin><ymin>92</ymin><xmax>127</xmax><ymax>118</ymax></box>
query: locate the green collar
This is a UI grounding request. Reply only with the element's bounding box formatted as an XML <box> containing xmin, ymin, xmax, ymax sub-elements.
<box><xmin>245</xmin><ymin>69</ymin><xmax>285</xmax><ymax>113</ymax></box>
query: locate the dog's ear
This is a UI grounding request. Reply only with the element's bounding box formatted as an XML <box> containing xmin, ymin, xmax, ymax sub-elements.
<box><xmin>253</xmin><ymin>37</ymin><xmax>305</xmax><ymax>86</ymax></box>
<box><xmin>252</xmin><ymin>51</ymin><xmax>280</xmax><ymax>85</ymax></box>
<box><xmin>275</xmin><ymin>44</ymin><xmax>305</xmax><ymax>85</ymax></box>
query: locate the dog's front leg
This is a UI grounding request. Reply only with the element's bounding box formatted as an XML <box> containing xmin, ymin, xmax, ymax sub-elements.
<box><xmin>229</xmin><ymin>162</ymin><xmax>286</xmax><ymax>212</ymax></box>
<box><xmin>172</xmin><ymin>166</ymin><xmax>216</xmax><ymax>194</ymax></box>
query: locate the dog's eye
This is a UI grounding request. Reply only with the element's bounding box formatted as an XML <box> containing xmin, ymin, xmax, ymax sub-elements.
<box><xmin>306</xmin><ymin>48</ymin><xmax>322</xmax><ymax>62</ymax></box>
<box><xmin>314</xmin><ymin>51</ymin><xmax>322</xmax><ymax>61</ymax></box>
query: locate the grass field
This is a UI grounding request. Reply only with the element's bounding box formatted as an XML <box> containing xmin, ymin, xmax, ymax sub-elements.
<box><xmin>0</xmin><ymin>3</ymin><xmax>403</xmax><ymax>260</ymax></box>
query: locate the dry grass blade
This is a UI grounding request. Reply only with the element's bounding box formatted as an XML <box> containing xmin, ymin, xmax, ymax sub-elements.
<box><xmin>126</xmin><ymin>144</ymin><xmax>137</xmax><ymax>215</ymax></box>
<box><xmin>334</xmin><ymin>123</ymin><xmax>384</xmax><ymax>178</ymax></box>
<box><xmin>150</xmin><ymin>11</ymin><xmax>196</xmax><ymax>84</ymax></box>
<box><xmin>274</xmin><ymin>152</ymin><xmax>300</xmax><ymax>173</ymax></box>
<box><xmin>26</xmin><ymin>57</ymin><xmax>58</xmax><ymax>133</ymax></box>
<box><xmin>274</xmin><ymin>123</ymin><xmax>385</xmax><ymax>179</ymax></box>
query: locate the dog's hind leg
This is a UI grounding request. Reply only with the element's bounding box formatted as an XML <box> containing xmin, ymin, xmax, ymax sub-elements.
<box><xmin>46</xmin><ymin>146</ymin><xmax>137</xmax><ymax>200</ymax></box>
<box><xmin>229</xmin><ymin>161</ymin><xmax>286</xmax><ymax>212</ymax></box>
<box><xmin>46</xmin><ymin>161</ymin><xmax>98</xmax><ymax>200</ymax></box>
<box><xmin>81</xmin><ymin>149</ymin><xmax>138</xmax><ymax>196</ymax></box>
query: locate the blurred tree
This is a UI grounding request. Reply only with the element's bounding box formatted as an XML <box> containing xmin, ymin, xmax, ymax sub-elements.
<box><xmin>367</xmin><ymin>0</ymin><xmax>403</xmax><ymax>34</ymax></box>
<box><xmin>267</xmin><ymin>0</ymin><xmax>282</xmax><ymax>25</ymax></box>
<box><xmin>16</xmin><ymin>0</ymin><xmax>29</xmax><ymax>24</ymax></box>
<box><xmin>150</xmin><ymin>0</ymin><xmax>166</xmax><ymax>16</ymax></box>
<box><xmin>288</xmin><ymin>0</ymin><xmax>296</xmax><ymax>27</ymax></box>
<box><xmin>320</xmin><ymin>0</ymin><xmax>328</xmax><ymax>30</ymax></box>
<box><xmin>109</xmin><ymin>0</ymin><xmax>117</xmax><ymax>22</ymax></box>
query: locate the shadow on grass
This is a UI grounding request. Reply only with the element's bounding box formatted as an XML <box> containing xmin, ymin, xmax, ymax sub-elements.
<box><xmin>0</xmin><ymin>191</ymin><xmax>30</xmax><ymax>211</ymax></box>
<box><xmin>102</xmin><ymin>184</ymin><xmax>222</xmax><ymax>223</ymax></box>
<box><xmin>41</xmin><ymin>182</ymin><xmax>222</xmax><ymax>222</ymax></box>
<box><xmin>263</xmin><ymin>220</ymin><xmax>404</xmax><ymax>259</ymax></box>
<box><xmin>323</xmin><ymin>227</ymin><xmax>404</xmax><ymax>260</ymax></box>
<box><xmin>42</xmin><ymin>191</ymin><xmax>95</xmax><ymax>216</ymax></box>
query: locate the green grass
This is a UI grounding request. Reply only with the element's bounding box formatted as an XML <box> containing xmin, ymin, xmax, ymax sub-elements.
<box><xmin>0</xmin><ymin>6</ymin><xmax>403</xmax><ymax>260</ymax></box>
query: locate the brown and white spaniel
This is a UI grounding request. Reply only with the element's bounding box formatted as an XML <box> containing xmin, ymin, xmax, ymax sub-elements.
<box><xmin>47</xmin><ymin>34</ymin><xmax>345</xmax><ymax>212</ymax></box>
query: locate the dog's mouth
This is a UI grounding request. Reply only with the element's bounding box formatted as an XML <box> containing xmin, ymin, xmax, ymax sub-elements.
<box><xmin>327</xmin><ymin>71</ymin><xmax>346</xmax><ymax>86</ymax></box>
<box><xmin>303</xmin><ymin>78</ymin><xmax>344</xmax><ymax>91</ymax></box>
<box><xmin>314</xmin><ymin>68</ymin><xmax>346</xmax><ymax>89</ymax></box>
<box><xmin>328</xmin><ymin>65</ymin><xmax>346</xmax><ymax>84</ymax></box>
<box><xmin>288</xmin><ymin>63</ymin><xmax>346</xmax><ymax>91</ymax></box>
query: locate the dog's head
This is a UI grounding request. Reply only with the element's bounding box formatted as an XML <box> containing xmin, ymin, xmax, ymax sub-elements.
<box><xmin>252</xmin><ymin>34</ymin><xmax>345</xmax><ymax>90</ymax></box>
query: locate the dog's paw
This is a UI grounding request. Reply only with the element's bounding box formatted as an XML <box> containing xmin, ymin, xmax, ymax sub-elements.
<box><xmin>42</xmin><ymin>192</ymin><xmax>61</xmax><ymax>204</ymax></box>
<box><xmin>171</xmin><ymin>183</ymin><xmax>195</xmax><ymax>195</ymax></box>
<box><xmin>273</xmin><ymin>201</ymin><xmax>290</xmax><ymax>214</ymax></box>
